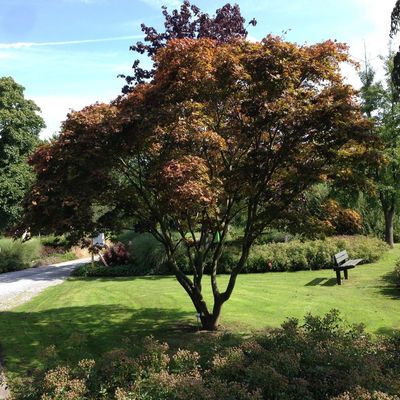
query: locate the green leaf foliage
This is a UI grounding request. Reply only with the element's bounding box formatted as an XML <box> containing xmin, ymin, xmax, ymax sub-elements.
<box><xmin>0</xmin><ymin>76</ymin><xmax>45</xmax><ymax>231</ymax></box>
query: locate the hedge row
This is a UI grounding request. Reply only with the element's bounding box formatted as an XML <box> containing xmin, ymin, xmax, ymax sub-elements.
<box><xmin>73</xmin><ymin>235</ymin><xmax>388</xmax><ymax>277</ymax></box>
<box><xmin>240</xmin><ymin>235</ymin><xmax>388</xmax><ymax>273</ymax></box>
<box><xmin>10</xmin><ymin>311</ymin><xmax>400</xmax><ymax>400</ymax></box>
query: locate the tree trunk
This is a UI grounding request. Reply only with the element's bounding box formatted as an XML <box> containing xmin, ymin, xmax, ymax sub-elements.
<box><xmin>199</xmin><ymin>305</ymin><xmax>222</xmax><ymax>331</ymax></box>
<box><xmin>384</xmin><ymin>208</ymin><xmax>395</xmax><ymax>248</ymax></box>
<box><xmin>192</xmin><ymin>292</ymin><xmax>223</xmax><ymax>331</ymax></box>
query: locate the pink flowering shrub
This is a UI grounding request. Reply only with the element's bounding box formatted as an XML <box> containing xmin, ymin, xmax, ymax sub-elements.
<box><xmin>9</xmin><ymin>311</ymin><xmax>400</xmax><ymax>400</ymax></box>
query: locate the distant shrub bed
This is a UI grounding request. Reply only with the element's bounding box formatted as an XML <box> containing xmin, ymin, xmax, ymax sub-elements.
<box><xmin>9</xmin><ymin>311</ymin><xmax>400</xmax><ymax>400</ymax></box>
<box><xmin>73</xmin><ymin>235</ymin><xmax>388</xmax><ymax>277</ymax></box>
<box><xmin>72</xmin><ymin>263</ymin><xmax>138</xmax><ymax>277</ymax></box>
<box><xmin>241</xmin><ymin>235</ymin><xmax>388</xmax><ymax>273</ymax></box>
<box><xmin>0</xmin><ymin>238</ymin><xmax>42</xmax><ymax>273</ymax></box>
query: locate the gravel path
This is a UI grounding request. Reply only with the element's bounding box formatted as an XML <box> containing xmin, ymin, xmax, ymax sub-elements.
<box><xmin>0</xmin><ymin>258</ymin><xmax>92</xmax><ymax>399</ymax></box>
<box><xmin>0</xmin><ymin>258</ymin><xmax>91</xmax><ymax>311</ymax></box>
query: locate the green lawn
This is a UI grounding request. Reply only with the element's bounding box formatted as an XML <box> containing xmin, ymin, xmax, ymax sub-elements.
<box><xmin>1</xmin><ymin>245</ymin><xmax>399</xmax><ymax>378</ymax></box>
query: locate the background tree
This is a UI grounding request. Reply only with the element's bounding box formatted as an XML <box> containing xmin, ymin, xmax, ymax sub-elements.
<box><xmin>120</xmin><ymin>0</ymin><xmax>256</xmax><ymax>92</ymax></box>
<box><xmin>390</xmin><ymin>1</ymin><xmax>400</xmax><ymax>90</ymax></box>
<box><xmin>0</xmin><ymin>76</ymin><xmax>44</xmax><ymax>232</ymax></box>
<box><xmin>27</xmin><ymin>37</ymin><xmax>372</xmax><ymax>330</ymax></box>
<box><xmin>359</xmin><ymin>54</ymin><xmax>400</xmax><ymax>247</ymax></box>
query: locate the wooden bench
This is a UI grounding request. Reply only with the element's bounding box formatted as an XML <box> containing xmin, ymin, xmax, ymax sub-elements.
<box><xmin>333</xmin><ymin>250</ymin><xmax>363</xmax><ymax>285</ymax></box>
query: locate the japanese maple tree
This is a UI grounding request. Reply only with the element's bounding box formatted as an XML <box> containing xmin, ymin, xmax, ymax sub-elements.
<box><xmin>27</xmin><ymin>37</ymin><xmax>371</xmax><ymax>330</ymax></box>
<box><xmin>120</xmin><ymin>0</ymin><xmax>256</xmax><ymax>92</ymax></box>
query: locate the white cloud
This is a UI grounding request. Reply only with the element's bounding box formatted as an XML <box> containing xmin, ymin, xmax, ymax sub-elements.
<box><xmin>0</xmin><ymin>35</ymin><xmax>143</xmax><ymax>50</ymax></box>
<box><xmin>32</xmin><ymin>94</ymin><xmax>116</xmax><ymax>139</ymax></box>
<box><xmin>139</xmin><ymin>0</ymin><xmax>181</xmax><ymax>10</ymax></box>
<box><xmin>0</xmin><ymin>51</ymin><xmax>18</xmax><ymax>60</ymax></box>
<box><xmin>344</xmin><ymin>0</ymin><xmax>399</xmax><ymax>87</ymax></box>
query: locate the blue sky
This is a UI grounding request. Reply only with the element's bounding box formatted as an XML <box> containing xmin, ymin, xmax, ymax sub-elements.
<box><xmin>0</xmin><ymin>0</ymin><xmax>397</xmax><ymax>138</ymax></box>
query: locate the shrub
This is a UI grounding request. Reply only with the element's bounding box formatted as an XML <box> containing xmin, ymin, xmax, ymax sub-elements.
<box><xmin>331</xmin><ymin>387</ymin><xmax>400</xmax><ymax>400</ymax></box>
<box><xmin>9</xmin><ymin>311</ymin><xmax>400</xmax><ymax>400</ymax></box>
<box><xmin>120</xmin><ymin>232</ymin><xmax>170</xmax><ymax>275</ymax></box>
<box><xmin>254</xmin><ymin>229</ymin><xmax>293</xmax><ymax>245</ymax></box>
<box><xmin>0</xmin><ymin>238</ymin><xmax>42</xmax><ymax>273</ymax></box>
<box><xmin>74</xmin><ymin>235</ymin><xmax>388</xmax><ymax>277</ymax></box>
<box><xmin>71</xmin><ymin>263</ymin><xmax>137</xmax><ymax>277</ymax></box>
<box><xmin>103</xmin><ymin>242</ymin><xmax>130</xmax><ymax>266</ymax></box>
<box><xmin>323</xmin><ymin>200</ymin><xmax>363</xmax><ymax>235</ymax></box>
<box><xmin>40</xmin><ymin>235</ymin><xmax>70</xmax><ymax>249</ymax></box>
<box><xmin>239</xmin><ymin>236</ymin><xmax>388</xmax><ymax>273</ymax></box>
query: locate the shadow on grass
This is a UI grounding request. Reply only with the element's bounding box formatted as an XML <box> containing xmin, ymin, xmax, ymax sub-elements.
<box><xmin>304</xmin><ymin>277</ymin><xmax>337</xmax><ymax>287</ymax></box>
<box><xmin>375</xmin><ymin>326</ymin><xmax>400</xmax><ymax>336</ymax></box>
<box><xmin>0</xmin><ymin>305</ymin><xmax>199</xmax><ymax>376</ymax></box>
<box><xmin>378</xmin><ymin>271</ymin><xmax>400</xmax><ymax>299</ymax></box>
<box><xmin>322</xmin><ymin>278</ymin><xmax>337</xmax><ymax>287</ymax></box>
<box><xmin>305</xmin><ymin>278</ymin><xmax>326</xmax><ymax>286</ymax></box>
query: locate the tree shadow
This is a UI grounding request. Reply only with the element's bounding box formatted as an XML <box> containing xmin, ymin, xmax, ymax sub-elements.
<box><xmin>0</xmin><ymin>305</ymin><xmax>200</xmax><ymax>377</ymax></box>
<box><xmin>375</xmin><ymin>326</ymin><xmax>400</xmax><ymax>336</ymax></box>
<box><xmin>378</xmin><ymin>271</ymin><xmax>400</xmax><ymax>300</ymax></box>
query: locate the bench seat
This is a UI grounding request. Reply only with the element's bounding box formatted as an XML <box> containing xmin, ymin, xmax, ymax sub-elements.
<box><xmin>333</xmin><ymin>251</ymin><xmax>363</xmax><ymax>285</ymax></box>
<box><xmin>340</xmin><ymin>258</ymin><xmax>363</xmax><ymax>268</ymax></box>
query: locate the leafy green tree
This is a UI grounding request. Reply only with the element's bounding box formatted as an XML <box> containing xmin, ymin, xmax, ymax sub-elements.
<box><xmin>359</xmin><ymin>55</ymin><xmax>400</xmax><ymax>247</ymax></box>
<box><xmin>0</xmin><ymin>76</ymin><xmax>45</xmax><ymax>231</ymax></box>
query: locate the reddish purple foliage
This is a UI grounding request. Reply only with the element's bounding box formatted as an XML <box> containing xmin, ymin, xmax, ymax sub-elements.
<box><xmin>103</xmin><ymin>242</ymin><xmax>130</xmax><ymax>266</ymax></box>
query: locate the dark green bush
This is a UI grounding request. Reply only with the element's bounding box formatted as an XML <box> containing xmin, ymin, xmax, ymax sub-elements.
<box><xmin>9</xmin><ymin>311</ymin><xmax>400</xmax><ymax>400</ymax></box>
<box><xmin>71</xmin><ymin>263</ymin><xmax>138</xmax><ymax>277</ymax></box>
<box><xmin>40</xmin><ymin>235</ymin><xmax>70</xmax><ymax>248</ymax></box>
<box><xmin>254</xmin><ymin>229</ymin><xmax>293</xmax><ymax>245</ymax></box>
<box><xmin>0</xmin><ymin>238</ymin><xmax>42</xmax><ymax>273</ymax></box>
<box><xmin>119</xmin><ymin>232</ymin><xmax>171</xmax><ymax>275</ymax></box>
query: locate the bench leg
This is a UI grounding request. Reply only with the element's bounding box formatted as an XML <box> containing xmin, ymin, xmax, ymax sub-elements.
<box><xmin>336</xmin><ymin>270</ymin><xmax>341</xmax><ymax>285</ymax></box>
<box><xmin>344</xmin><ymin>269</ymin><xmax>348</xmax><ymax>280</ymax></box>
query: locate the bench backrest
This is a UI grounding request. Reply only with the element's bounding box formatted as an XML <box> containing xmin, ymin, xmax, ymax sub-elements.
<box><xmin>334</xmin><ymin>250</ymin><xmax>349</xmax><ymax>266</ymax></box>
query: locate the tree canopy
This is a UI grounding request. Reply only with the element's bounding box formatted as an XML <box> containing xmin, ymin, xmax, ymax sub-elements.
<box><xmin>390</xmin><ymin>1</ymin><xmax>400</xmax><ymax>89</ymax></box>
<box><xmin>27</xmin><ymin>36</ymin><xmax>372</xmax><ymax>330</ymax></box>
<box><xmin>359</xmin><ymin>55</ymin><xmax>400</xmax><ymax>247</ymax></box>
<box><xmin>120</xmin><ymin>0</ymin><xmax>256</xmax><ymax>92</ymax></box>
<box><xmin>0</xmin><ymin>76</ymin><xmax>44</xmax><ymax>231</ymax></box>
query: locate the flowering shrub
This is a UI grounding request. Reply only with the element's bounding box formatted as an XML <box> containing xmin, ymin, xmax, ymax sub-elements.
<box><xmin>331</xmin><ymin>387</ymin><xmax>400</xmax><ymax>400</ymax></box>
<box><xmin>9</xmin><ymin>311</ymin><xmax>400</xmax><ymax>400</ymax></box>
<box><xmin>240</xmin><ymin>235</ymin><xmax>388</xmax><ymax>273</ymax></box>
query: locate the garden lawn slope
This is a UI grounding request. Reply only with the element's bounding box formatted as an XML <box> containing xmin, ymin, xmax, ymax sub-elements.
<box><xmin>0</xmin><ymin>245</ymin><xmax>399</xmax><ymax>380</ymax></box>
